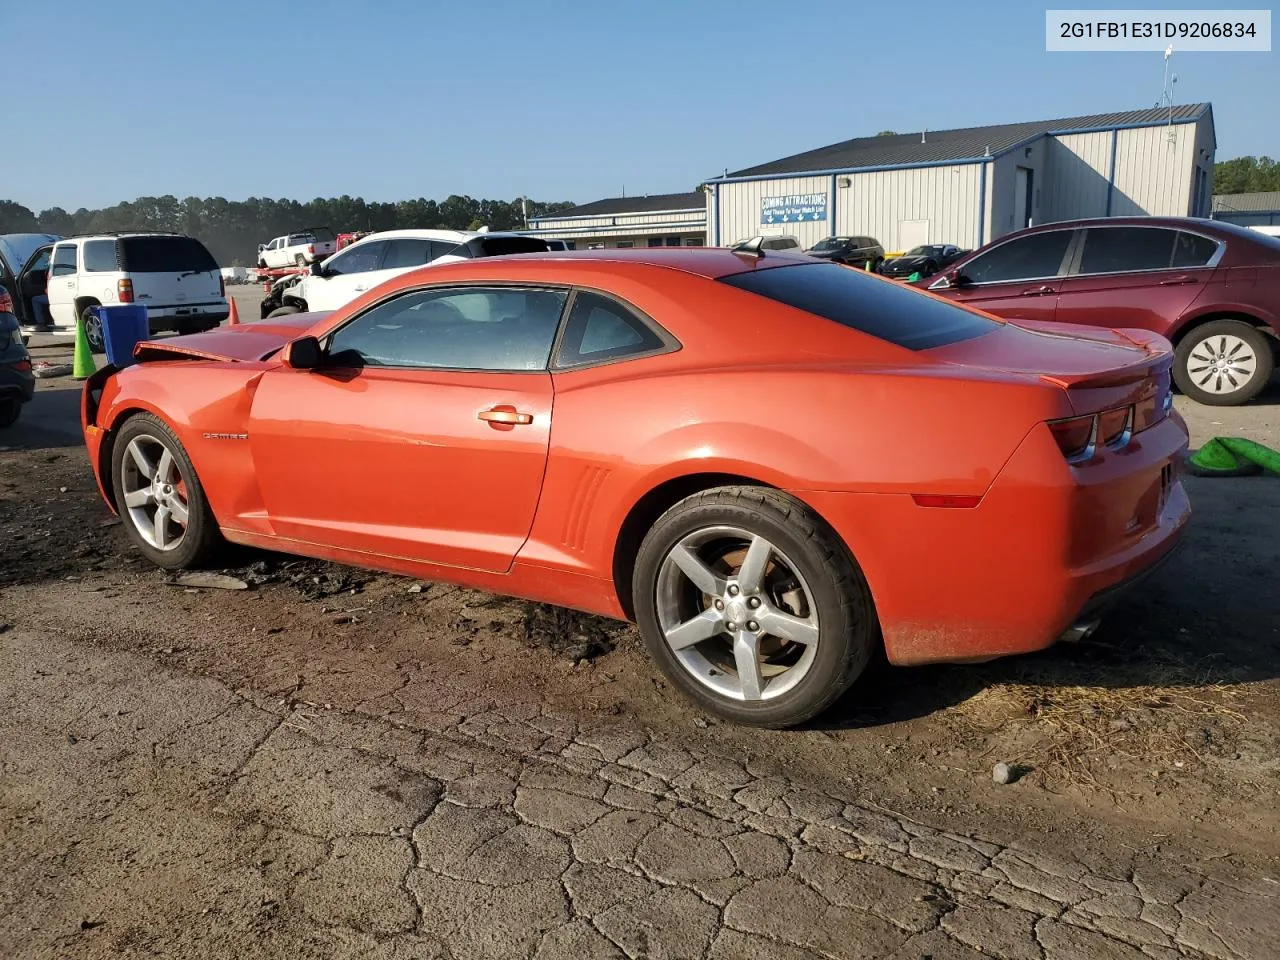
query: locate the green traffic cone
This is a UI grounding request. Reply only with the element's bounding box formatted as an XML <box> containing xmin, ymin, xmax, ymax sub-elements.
<box><xmin>908</xmin><ymin>271</ymin><xmax>921</xmax><ymax>282</ymax></box>
<box><xmin>72</xmin><ymin>313</ymin><xmax>95</xmax><ymax>380</ymax></box>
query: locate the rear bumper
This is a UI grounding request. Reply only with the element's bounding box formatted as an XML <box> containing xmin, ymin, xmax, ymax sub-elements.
<box><xmin>0</xmin><ymin>362</ymin><xmax>35</xmax><ymax>403</ymax></box>
<box><xmin>143</xmin><ymin>302</ymin><xmax>229</xmax><ymax>330</ymax></box>
<box><xmin>797</xmin><ymin>413</ymin><xmax>1191</xmax><ymax>666</ymax></box>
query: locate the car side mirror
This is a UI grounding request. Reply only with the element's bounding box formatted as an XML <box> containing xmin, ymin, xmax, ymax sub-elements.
<box><xmin>258</xmin><ymin>243</ymin><xmax>266</xmax><ymax>252</ymax></box>
<box><xmin>309</xmin><ymin>261</ymin><xmax>325</xmax><ymax>277</ymax></box>
<box><xmin>282</xmin><ymin>335</ymin><xmax>323</xmax><ymax>370</ymax></box>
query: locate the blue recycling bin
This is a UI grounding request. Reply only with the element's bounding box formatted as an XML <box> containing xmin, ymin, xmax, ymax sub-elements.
<box><xmin>90</xmin><ymin>304</ymin><xmax>150</xmax><ymax>368</ymax></box>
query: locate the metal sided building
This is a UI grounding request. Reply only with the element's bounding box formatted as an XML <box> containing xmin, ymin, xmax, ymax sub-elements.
<box><xmin>704</xmin><ymin>104</ymin><xmax>1216</xmax><ymax>252</ymax></box>
<box><xmin>524</xmin><ymin>192</ymin><xmax>707</xmax><ymax>249</ymax></box>
<box><xmin>1212</xmin><ymin>191</ymin><xmax>1280</xmax><ymax>228</ymax></box>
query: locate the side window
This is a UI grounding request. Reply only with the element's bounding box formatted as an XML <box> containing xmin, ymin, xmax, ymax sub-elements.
<box><xmin>324</xmin><ymin>240</ymin><xmax>387</xmax><ymax>276</ymax></box>
<box><xmin>269</xmin><ymin>238</ymin><xmax>282</xmax><ymax>250</ymax></box>
<box><xmin>1172</xmin><ymin>231</ymin><xmax>1220</xmax><ymax>268</ymax></box>
<box><xmin>1078</xmin><ymin>227</ymin><xmax>1178</xmax><ymax>275</ymax></box>
<box><xmin>25</xmin><ymin>248</ymin><xmax>52</xmax><ymax>273</ymax></box>
<box><xmin>555</xmin><ymin>291</ymin><xmax>669</xmax><ymax>368</ymax></box>
<box><xmin>961</xmin><ymin>230</ymin><xmax>1073</xmax><ymax>284</ymax></box>
<box><xmin>50</xmin><ymin>244</ymin><xmax>78</xmax><ymax>277</ymax></box>
<box><xmin>327</xmin><ymin>286</ymin><xmax>568</xmax><ymax>371</ymax></box>
<box><xmin>82</xmin><ymin>239</ymin><xmax>118</xmax><ymax>273</ymax></box>
<box><xmin>380</xmin><ymin>238</ymin><xmax>435</xmax><ymax>269</ymax></box>
<box><xmin>428</xmin><ymin>240</ymin><xmax>462</xmax><ymax>261</ymax></box>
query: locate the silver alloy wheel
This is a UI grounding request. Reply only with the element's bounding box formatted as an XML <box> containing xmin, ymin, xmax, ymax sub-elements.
<box><xmin>120</xmin><ymin>434</ymin><xmax>190</xmax><ymax>551</ymax></box>
<box><xmin>655</xmin><ymin>525</ymin><xmax>820</xmax><ymax>702</ymax></box>
<box><xmin>1187</xmin><ymin>333</ymin><xmax>1257</xmax><ymax>396</ymax></box>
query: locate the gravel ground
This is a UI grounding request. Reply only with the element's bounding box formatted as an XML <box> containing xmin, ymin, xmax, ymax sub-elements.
<box><xmin>2</xmin><ymin>301</ymin><xmax>1278</xmax><ymax>959</ymax></box>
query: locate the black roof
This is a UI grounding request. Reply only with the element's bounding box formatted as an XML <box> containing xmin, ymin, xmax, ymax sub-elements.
<box><xmin>534</xmin><ymin>191</ymin><xmax>705</xmax><ymax>220</ymax></box>
<box><xmin>722</xmin><ymin>104</ymin><xmax>1212</xmax><ymax>179</ymax></box>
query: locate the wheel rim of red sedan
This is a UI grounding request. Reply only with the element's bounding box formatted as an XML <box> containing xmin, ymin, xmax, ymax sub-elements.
<box><xmin>120</xmin><ymin>435</ymin><xmax>191</xmax><ymax>552</ymax></box>
<box><xmin>655</xmin><ymin>525</ymin><xmax>820</xmax><ymax>702</ymax></box>
<box><xmin>1187</xmin><ymin>334</ymin><xmax>1257</xmax><ymax>396</ymax></box>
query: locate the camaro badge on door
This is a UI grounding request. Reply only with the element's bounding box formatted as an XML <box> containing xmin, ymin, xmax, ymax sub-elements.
<box><xmin>202</xmin><ymin>432</ymin><xmax>248</xmax><ymax>440</ymax></box>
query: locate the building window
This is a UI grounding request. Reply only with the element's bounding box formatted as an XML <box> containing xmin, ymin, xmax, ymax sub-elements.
<box><xmin>586</xmin><ymin>242</ymin><xmax>606</xmax><ymax>250</ymax></box>
<box><xmin>615</xmin><ymin>240</ymin><xmax>634</xmax><ymax>248</ymax></box>
<box><xmin>684</xmin><ymin>238</ymin><xmax>704</xmax><ymax>246</ymax></box>
<box><xmin>647</xmin><ymin>238</ymin><xmax>663</xmax><ymax>248</ymax></box>
<box><xmin>665</xmin><ymin>237</ymin><xmax>681</xmax><ymax>247</ymax></box>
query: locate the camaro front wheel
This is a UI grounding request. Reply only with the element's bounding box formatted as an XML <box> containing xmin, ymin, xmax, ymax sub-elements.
<box><xmin>110</xmin><ymin>414</ymin><xmax>221</xmax><ymax>570</ymax></box>
<box><xmin>633</xmin><ymin>486</ymin><xmax>877</xmax><ymax>728</ymax></box>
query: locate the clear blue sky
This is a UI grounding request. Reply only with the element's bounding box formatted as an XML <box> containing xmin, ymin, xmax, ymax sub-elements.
<box><xmin>5</xmin><ymin>0</ymin><xmax>1276</xmax><ymax>212</ymax></box>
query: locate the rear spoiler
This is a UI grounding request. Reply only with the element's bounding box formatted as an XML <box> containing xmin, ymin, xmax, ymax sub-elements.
<box><xmin>1038</xmin><ymin>327</ymin><xmax>1174</xmax><ymax>391</ymax></box>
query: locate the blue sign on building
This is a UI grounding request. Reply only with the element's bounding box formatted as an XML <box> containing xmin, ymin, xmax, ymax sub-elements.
<box><xmin>761</xmin><ymin>193</ymin><xmax>828</xmax><ymax>224</ymax></box>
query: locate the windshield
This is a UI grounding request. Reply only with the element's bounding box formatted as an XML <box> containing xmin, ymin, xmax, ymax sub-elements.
<box><xmin>809</xmin><ymin>238</ymin><xmax>850</xmax><ymax>252</ymax></box>
<box><xmin>0</xmin><ymin>233</ymin><xmax>60</xmax><ymax>273</ymax></box>
<box><xmin>906</xmin><ymin>245</ymin><xmax>942</xmax><ymax>257</ymax></box>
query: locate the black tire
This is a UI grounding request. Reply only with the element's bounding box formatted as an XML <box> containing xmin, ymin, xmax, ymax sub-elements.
<box><xmin>80</xmin><ymin>302</ymin><xmax>105</xmax><ymax>355</ymax></box>
<box><xmin>922</xmin><ymin>260</ymin><xmax>938</xmax><ymax>276</ymax></box>
<box><xmin>871</xmin><ymin>257</ymin><xmax>884</xmax><ymax>274</ymax></box>
<box><xmin>267</xmin><ymin>305</ymin><xmax>301</xmax><ymax>318</ymax></box>
<box><xmin>110</xmin><ymin>413</ymin><xmax>221</xmax><ymax>570</ymax></box>
<box><xmin>1173</xmin><ymin>319</ymin><xmax>1274</xmax><ymax>407</ymax></box>
<box><xmin>0</xmin><ymin>396</ymin><xmax>20</xmax><ymax>429</ymax></box>
<box><xmin>632</xmin><ymin>486</ymin><xmax>878</xmax><ymax>728</ymax></box>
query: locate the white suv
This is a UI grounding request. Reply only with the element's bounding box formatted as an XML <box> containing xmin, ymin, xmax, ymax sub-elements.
<box><xmin>261</xmin><ymin>229</ymin><xmax>552</xmax><ymax>317</ymax></box>
<box><xmin>17</xmin><ymin>233</ymin><xmax>228</xmax><ymax>352</ymax></box>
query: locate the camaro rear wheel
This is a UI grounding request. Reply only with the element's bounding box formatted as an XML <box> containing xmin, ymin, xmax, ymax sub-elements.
<box><xmin>1173</xmin><ymin>320</ymin><xmax>1273</xmax><ymax>406</ymax></box>
<box><xmin>111</xmin><ymin>414</ymin><xmax>220</xmax><ymax>570</ymax></box>
<box><xmin>633</xmin><ymin>486</ymin><xmax>877</xmax><ymax>728</ymax></box>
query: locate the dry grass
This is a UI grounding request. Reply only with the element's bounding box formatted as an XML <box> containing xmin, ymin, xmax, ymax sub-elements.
<box><xmin>949</xmin><ymin>659</ymin><xmax>1253</xmax><ymax>787</ymax></box>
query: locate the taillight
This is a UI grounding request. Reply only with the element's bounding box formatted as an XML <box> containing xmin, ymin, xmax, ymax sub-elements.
<box><xmin>1049</xmin><ymin>415</ymin><xmax>1096</xmax><ymax>461</ymax></box>
<box><xmin>1049</xmin><ymin>404</ymin><xmax>1136</xmax><ymax>463</ymax></box>
<box><xmin>118</xmin><ymin>279</ymin><xmax>134</xmax><ymax>303</ymax></box>
<box><xmin>14</xmin><ymin>359</ymin><xmax>31</xmax><ymax>372</ymax></box>
<box><xmin>0</xmin><ymin>288</ymin><xmax>13</xmax><ymax>313</ymax></box>
<box><xmin>1097</xmin><ymin>407</ymin><xmax>1131</xmax><ymax>446</ymax></box>
<box><xmin>308</xmin><ymin>244</ymin><xmax>315</xmax><ymax>256</ymax></box>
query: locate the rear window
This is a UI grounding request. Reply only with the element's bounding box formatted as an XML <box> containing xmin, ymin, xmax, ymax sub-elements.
<box><xmin>118</xmin><ymin>236</ymin><xmax>219</xmax><ymax>273</ymax></box>
<box><xmin>470</xmin><ymin>236</ymin><xmax>551</xmax><ymax>257</ymax></box>
<box><xmin>719</xmin><ymin>262</ymin><xmax>999</xmax><ymax>351</ymax></box>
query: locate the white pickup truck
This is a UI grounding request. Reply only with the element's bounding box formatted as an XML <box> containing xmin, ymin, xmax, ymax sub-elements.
<box><xmin>257</xmin><ymin>227</ymin><xmax>337</xmax><ymax>269</ymax></box>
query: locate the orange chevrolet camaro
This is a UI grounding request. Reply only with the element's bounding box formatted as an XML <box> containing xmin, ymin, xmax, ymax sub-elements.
<box><xmin>80</xmin><ymin>248</ymin><xmax>1191</xmax><ymax>727</ymax></box>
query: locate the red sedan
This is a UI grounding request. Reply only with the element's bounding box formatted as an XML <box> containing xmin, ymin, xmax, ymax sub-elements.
<box><xmin>80</xmin><ymin>249</ymin><xmax>1190</xmax><ymax>727</ymax></box>
<box><xmin>917</xmin><ymin>217</ymin><xmax>1280</xmax><ymax>406</ymax></box>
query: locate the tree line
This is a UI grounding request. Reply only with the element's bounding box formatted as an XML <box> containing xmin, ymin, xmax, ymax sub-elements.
<box><xmin>2</xmin><ymin>155</ymin><xmax>1276</xmax><ymax>268</ymax></box>
<box><xmin>0</xmin><ymin>195</ymin><xmax>577</xmax><ymax>267</ymax></box>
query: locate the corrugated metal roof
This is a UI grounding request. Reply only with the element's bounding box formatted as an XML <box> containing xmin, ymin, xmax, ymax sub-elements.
<box><xmin>1213</xmin><ymin>191</ymin><xmax>1280</xmax><ymax>213</ymax></box>
<box><xmin>722</xmin><ymin>104</ymin><xmax>1211</xmax><ymax>179</ymax></box>
<box><xmin>535</xmin><ymin>191</ymin><xmax>705</xmax><ymax>220</ymax></box>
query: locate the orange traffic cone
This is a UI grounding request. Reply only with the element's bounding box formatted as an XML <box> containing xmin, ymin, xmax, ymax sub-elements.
<box><xmin>227</xmin><ymin>298</ymin><xmax>240</xmax><ymax>325</ymax></box>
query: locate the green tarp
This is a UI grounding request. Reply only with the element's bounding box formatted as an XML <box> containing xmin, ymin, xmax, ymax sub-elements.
<box><xmin>1186</xmin><ymin>437</ymin><xmax>1280</xmax><ymax>477</ymax></box>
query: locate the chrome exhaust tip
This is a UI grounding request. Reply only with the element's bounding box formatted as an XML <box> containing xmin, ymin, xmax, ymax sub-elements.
<box><xmin>1060</xmin><ymin>619</ymin><xmax>1102</xmax><ymax>643</ymax></box>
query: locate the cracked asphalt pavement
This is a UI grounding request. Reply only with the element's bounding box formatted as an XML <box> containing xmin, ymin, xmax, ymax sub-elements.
<box><xmin>4</xmin><ymin>628</ymin><xmax>1276</xmax><ymax>960</ymax></box>
<box><xmin>2</xmin><ymin>325</ymin><xmax>1279</xmax><ymax>959</ymax></box>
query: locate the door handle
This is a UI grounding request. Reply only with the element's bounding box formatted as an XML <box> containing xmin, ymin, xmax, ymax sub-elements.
<box><xmin>1159</xmin><ymin>276</ymin><xmax>1197</xmax><ymax>285</ymax></box>
<box><xmin>478</xmin><ymin>407</ymin><xmax>533</xmax><ymax>425</ymax></box>
<box><xmin>353</xmin><ymin>285</ymin><xmax>367</xmax><ymax>292</ymax></box>
<box><xmin>1020</xmin><ymin>285</ymin><xmax>1056</xmax><ymax>296</ymax></box>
